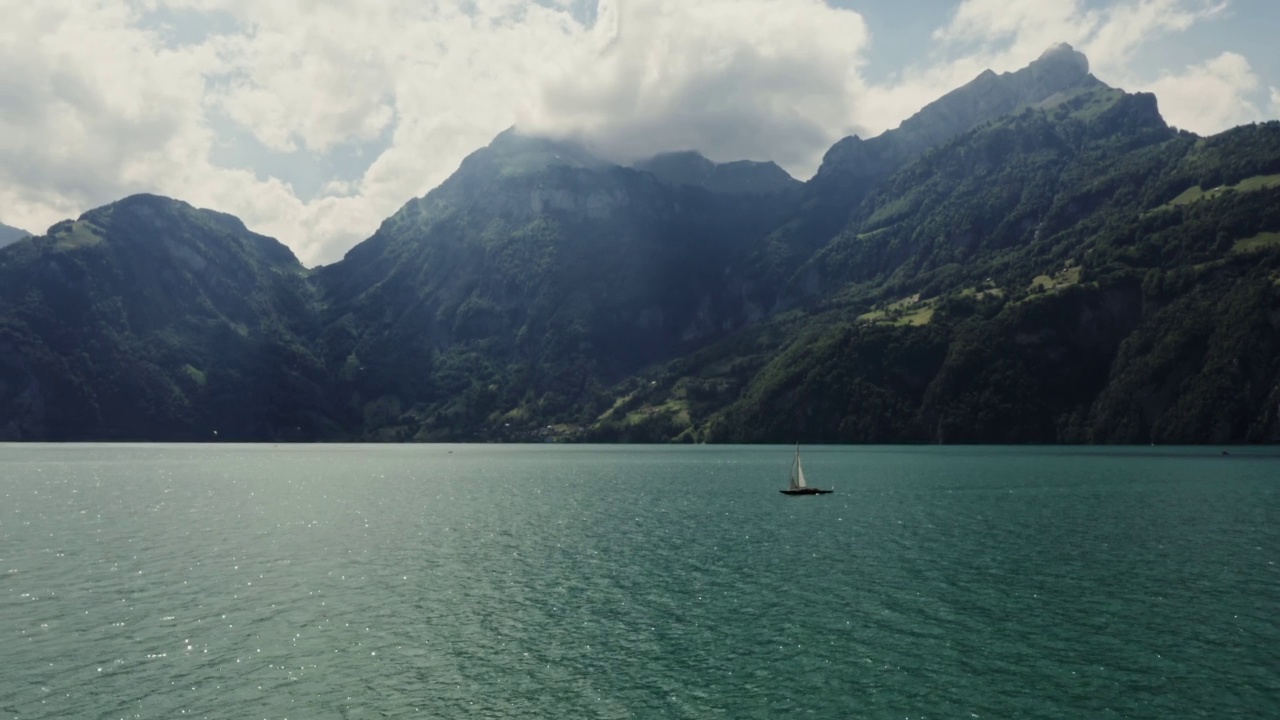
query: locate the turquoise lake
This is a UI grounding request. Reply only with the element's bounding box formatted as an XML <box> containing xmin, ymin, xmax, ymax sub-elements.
<box><xmin>1</xmin><ymin>444</ymin><xmax>1277</xmax><ymax>718</ymax></box>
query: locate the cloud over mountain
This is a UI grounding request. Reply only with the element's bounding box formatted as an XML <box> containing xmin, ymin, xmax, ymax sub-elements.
<box><xmin>0</xmin><ymin>0</ymin><xmax>1272</xmax><ymax>266</ymax></box>
<box><xmin>519</xmin><ymin>0</ymin><xmax>869</xmax><ymax>173</ymax></box>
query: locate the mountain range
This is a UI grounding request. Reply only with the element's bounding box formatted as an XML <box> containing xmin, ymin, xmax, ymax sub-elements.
<box><xmin>3</xmin><ymin>44</ymin><xmax>1279</xmax><ymax>443</ymax></box>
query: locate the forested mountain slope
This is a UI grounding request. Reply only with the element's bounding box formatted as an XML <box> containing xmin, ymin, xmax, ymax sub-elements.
<box><xmin>607</xmin><ymin>117</ymin><xmax>1280</xmax><ymax>444</ymax></box>
<box><xmin>0</xmin><ymin>195</ymin><xmax>337</xmax><ymax>440</ymax></box>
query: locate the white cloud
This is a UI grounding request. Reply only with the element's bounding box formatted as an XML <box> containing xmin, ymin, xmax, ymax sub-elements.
<box><xmin>1083</xmin><ymin>0</ymin><xmax>1226</xmax><ymax>70</ymax></box>
<box><xmin>1271</xmin><ymin>87</ymin><xmax>1280</xmax><ymax>119</ymax></box>
<box><xmin>932</xmin><ymin>0</ymin><xmax>1099</xmax><ymax>53</ymax></box>
<box><xmin>0</xmin><ymin>3</ymin><xmax>222</xmax><ymax>233</ymax></box>
<box><xmin>930</xmin><ymin>0</ymin><xmax>1225</xmax><ymax>70</ymax></box>
<box><xmin>520</xmin><ymin>0</ymin><xmax>870</xmax><ymax>172</ymax></box>
<box><xmin>1142</xmin><ymin>52</ymin><xmax>1262</xmax><ymax>133</ymax></box>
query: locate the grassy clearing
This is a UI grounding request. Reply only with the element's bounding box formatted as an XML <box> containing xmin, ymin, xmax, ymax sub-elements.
<box><xmin>1153</xmin><ymin>174</ymin><xmax>1280</xmax><ymax>212</ymax></box>
<box><xmin>1044</xmin><ymin>86</ymin><xmax>1125</xmax><ymax>121</ymax></box>
<box><xmin>1235</xmin><ymin>175</ymin><xmax>1280</xmax><ymax>192</ymax></box>
<box><xmin>1232</xmin><ymin>232</ymin><xmax>1280</xmax><ymax>254</ymax></box>
<box><xmin>181</xmin><ymin>364</ymin><xmax>207</xmax><ymax>387</ymax></box>
<box><xmin>865</xmin><ymin>194</ymin><xmax>916</xmax><ymax>228</ymax></box>
<box><xmin>895</xmin><ymin>305</ymin><xmax>935</xmax><ymax>326</ymax></box>
<box><xmin>959</xmin><ymin>286</ymin><xmax>1005</xmax><ymax>299</ymax></box>
<box><xmin>596</xmin><ymin>392</ymin><xmax>636</xmax><ymax>422</ymax></box>
<box><xmin>624</xmin><ymin>399</ymin><xmax>691</xmax><ymax>427</ymax></box>
<box><xmin>54</xmin><ymin>221</ymin><xmax>104</xmax><ymax>249</ymax></box>
<box><xmin>500</xmin><ymin>406</ymin><xmax>530</xmax><ymax>423</ymax></box>
<box><xmin>1030</xmin><ymin>266</ymin><xmax>1082</xmax><ymax>293</ymax></box>
<box><xmin>858</xmin><ymin>293</ymin><xmax>936</xmax><ymax>326</ymax></box>
<box><xmin>882</xmin><ymin>293</ymin><xmax>922</xmax><ymax>312</ymax></box>
<box><xmin>1166</xmin><ymin>186</ymin><xmax>1208</xmax><ymax>206</ymax></box>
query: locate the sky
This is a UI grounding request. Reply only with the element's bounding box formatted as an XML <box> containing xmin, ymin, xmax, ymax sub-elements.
<box><xmin>1</xmin><ymin>0</ymin><xmax>1277</xmax><ymax>266</ymax></box>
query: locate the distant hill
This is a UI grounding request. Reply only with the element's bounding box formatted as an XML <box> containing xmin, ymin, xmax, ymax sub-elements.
<box><xmin>0</xmin><ymin>221</ymin><xmax>29</xmax><ymax>248</ymax></box>
<box><xmin>0</xmin><ymin>195</ymin><xmax>335</xmax><ymax>440</ymax></box>
<box><xmin>2</xmin><ymin>45</ymin><xmax>1280</xmax><ymax>443</ymax></box>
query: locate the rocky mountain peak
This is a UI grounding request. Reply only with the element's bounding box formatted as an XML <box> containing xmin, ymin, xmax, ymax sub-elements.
<box><xmin>634</xmin><ymin>151</ymin><xmax>799</xmax><ymax>195</ymax></box>
<box><xmin>810</xmin><ymin>44</ymin><xmax>1106</xmax><ymax>203</ymax></box>
<box><xmin>633</xmin><ymin>151</ymin><xmax>718</xmax><ymax>187</ymax></box>
<box><xmin>1024</xmin><ymin>42</ymin><xmax>1092</xmax><ymax>98</ymax></box>
<box><xmin>892</xmin><ymin>43</ymin><xmax>1098</xmax><ymax>148</ymax></box>
<box><xmin>459</xmin><ymin>127</ymin><xmax>610</xmax><ymax>179</ymax></box>
<box><xmin>1036</xmin><ymin>42</ymin><xmax>1089</xmax><ymax>72</ymax></box>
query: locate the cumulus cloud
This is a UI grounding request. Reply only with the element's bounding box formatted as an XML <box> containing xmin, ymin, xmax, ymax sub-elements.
<box><xmin>0</xmin><ymin>3</ymin><xmax>220</xmax><ymax>232</ymax></box>
<box><xmin>0</xmin><ymin>0</ymin><xmax>1269</xmax><ymax>266</ymax></box>
<box><xmin>931</xmin><ymin>0</ymin><xmax>1226</xmax><ymax>67</ymax></box>
<box><xmin>520</xmin><ymin>0</ymin><xmax>869</xmax><ymax>172</ymax></box>
<box><xmin>1141</xmin><ymin>52</ymin><xmax>1263</xmax><ymax>133</ymax></box>
<box><xmin>1083</xmin><ymin>0</ymin><xmax>1226</xmax><ymax>69</ymax></box>
<box><xmin>1271</xmin><ymin>87</ymin><xmax>1280</xmax><ymax>119</ymax></box>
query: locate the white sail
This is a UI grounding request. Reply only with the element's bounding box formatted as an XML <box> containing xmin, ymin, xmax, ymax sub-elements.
<box><xmin>790</xmin><ymin>446</ymin><xmax>807</xmax><ymax>489</ymax></box>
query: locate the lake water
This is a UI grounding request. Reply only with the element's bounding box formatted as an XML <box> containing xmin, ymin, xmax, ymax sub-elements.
<box><xmin>0</xmin><ymin>444</ymin><xmax>1277</xmax><ymax>719</ymax></box>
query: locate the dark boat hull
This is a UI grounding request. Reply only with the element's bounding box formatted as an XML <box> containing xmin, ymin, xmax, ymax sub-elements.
<box><xmin>779</xmin><ymin>488</ymin><xmax>833</xmax><ymax>495</ymax></box>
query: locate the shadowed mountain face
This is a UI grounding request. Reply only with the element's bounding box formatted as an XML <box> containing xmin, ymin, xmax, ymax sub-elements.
<box><xmin>0</xmin><ymin>221</ymin><xmax>29</xmax><ymax>248</ymax></box>
<box><xmin>313</xmin><ymin>129</ymin><xmax>801</xmax><ymax>439</ymax></box>
<box><xmin>3</xmin><ymin>47</ymin><xmax>1280</xmax><ymax>443</ymax></box>
<box><xmin>0</xmin><ymin>195</ymin><xmax>335</xmax><ymax>440</ymax></box>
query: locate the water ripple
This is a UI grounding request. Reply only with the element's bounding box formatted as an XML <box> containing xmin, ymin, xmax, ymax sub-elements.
<box><xmin>0</xmin><ymin>444</ymin><xmax>1276</xmax><ymax>718</ymax></box>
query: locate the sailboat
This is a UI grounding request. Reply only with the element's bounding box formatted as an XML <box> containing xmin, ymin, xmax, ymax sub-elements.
<box><xmin>779</xmin><ymin>444</ymin><xmax>833</xmax><ymax>495</ymax></box>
